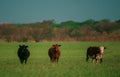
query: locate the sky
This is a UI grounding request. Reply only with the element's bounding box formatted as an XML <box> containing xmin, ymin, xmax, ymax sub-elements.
<box><xmin>0</xmin><ymin>0</ymin><xmax>120</xmax><ymax>23</ymax></box>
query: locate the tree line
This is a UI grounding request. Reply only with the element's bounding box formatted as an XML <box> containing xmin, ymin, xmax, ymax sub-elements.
<box><xmin>0</xmin><ymin>19</ymin><xmax>120</xmax><ymax>42</ymax></box>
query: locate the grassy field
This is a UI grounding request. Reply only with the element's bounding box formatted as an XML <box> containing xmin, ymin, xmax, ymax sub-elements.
<box><xmin>0</xmin><ymin>42</ymin><xmax>120</xmax><ymax>77</ymax></box>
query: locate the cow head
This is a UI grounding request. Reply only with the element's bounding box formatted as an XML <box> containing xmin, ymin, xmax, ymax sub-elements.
<box><xmin>99</xmin><ymin>46</ymin><xmax>106</xmax><ymax>54</ymax></box>
<box><xmin>19</xmin><ymin>45</ymin><xmax>28</xmax><ymax>52</ymax></box>
<box><xmin>52</xmin><ymin>44</ymin><xmax>61</xmax><ymax>51</ymax></box>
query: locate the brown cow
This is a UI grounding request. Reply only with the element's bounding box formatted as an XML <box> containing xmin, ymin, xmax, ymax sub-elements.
<box><xmin>86</xmin><ymin>46</ymin><xmax>106</xmax><ymax>63</ymax></box>
<box><xmin>48</xmin><ymin>44</ymin><xmax>61</xmax><ymax>63</ymax></box>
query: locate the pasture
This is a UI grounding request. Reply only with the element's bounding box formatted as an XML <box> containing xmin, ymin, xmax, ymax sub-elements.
<box><xmin>0</xmin><ymin>42</ymin><xmax>120</xmax><ymax>77</ymax></box>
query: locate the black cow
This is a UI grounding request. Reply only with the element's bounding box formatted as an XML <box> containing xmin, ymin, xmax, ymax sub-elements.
<box><xmin>48</xmin><ymin>44</ymin><xmax>61</xmax><ymax>63</ymax></box>
<box><xmin>17</xmin><ymin>45</ymin><xmax>30</xmax><ymax>64</ymax></box>
<box><xmin>86</xmin><ymin>46</ymin><xmax>106</xmax><ymax>63</ymax></box>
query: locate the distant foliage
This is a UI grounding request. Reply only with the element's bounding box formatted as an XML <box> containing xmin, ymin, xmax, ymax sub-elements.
<box><xmin>0</xmin><ymin>19</ymin><xmax>120</xmax><ymax>42</ymax></box>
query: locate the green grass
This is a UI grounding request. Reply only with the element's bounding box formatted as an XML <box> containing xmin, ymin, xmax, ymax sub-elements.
<box><xmin>0</xmin><ymin>42</ymin><xmax>120</xmax><ymax>77</ymax></box>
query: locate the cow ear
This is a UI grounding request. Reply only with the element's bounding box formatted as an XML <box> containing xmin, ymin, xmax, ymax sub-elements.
<box><xmin>59</xmin><ymin>45</ymin><xmax>61</xmax><ymax>47</ymax></box>
<box><xmin>25</xmin><ymin>46</ymin><xmax>28</xmax><ymax>48</ymax></box>
<box><xmin>104</xmin><ymin>47</ymin><xmax>106</xmax><ymax>49</ymax></box>
<box><xmin>52</xmin><ymin>44</ymin><xmax>54</xmax><ymax>46</ymax></box>
<box><xmin>19</xmin><ymin>45</ymin><xmax>22</xmax><ymax>47</ymax></box>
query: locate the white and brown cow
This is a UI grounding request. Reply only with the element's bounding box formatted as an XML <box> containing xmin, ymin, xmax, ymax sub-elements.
<box><xmin>86</xmin><ymin>46</ymin><xmax>106</xmax><ymax>63</ymax></box>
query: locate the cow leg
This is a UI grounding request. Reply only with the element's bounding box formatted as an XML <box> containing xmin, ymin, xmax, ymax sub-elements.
<box><xmin>95</xmin><ymin>59</ymin><xmax>99</xmax><ymax>64</ymax></box>
<box><xmin>25</xmin><ymin>59</ymin><xmax>28</xmax><ymax>64</ymax></box>
<box><xmin>92</xmin><ymin>55</ymin><xmax>96</xmax><ymax>63</ymax></box>
<box><xmin>51</xmin><ymin>56</ymin><xmax>55</xmax><ymax>62</ymax></box>
<box><xmin>20</xmin><ymin>59</ymin><xmax>24</xmax><ymax>64</ymax></box>
<box><xmin>49</xmin><ymin>56</ymin><xmax>52</xmax><ymax>62</ymax></box>
<box><xmin>96</xmin><ymin>56</ymin><xmax>99</xmax><ymax>64</ymax></box>
<box><xmin>100</xmin><ymin>58</ymin><xmax>102</xmax><ymax>63</ymax></box>
<box><xmin>92</xmin><ymin>58</ymin><xmax>95</xmax><ymax>63</ymax></box>
<box><xmin>51</xmin><ymin>59</ymin><xmax>54</xmax><ymax>62</ymax></box>
<box><xmin>57</xmin><ymin>58</ymin><xmax>59</xmax><ymax>63</ymax></box>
